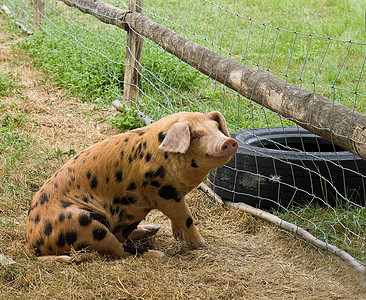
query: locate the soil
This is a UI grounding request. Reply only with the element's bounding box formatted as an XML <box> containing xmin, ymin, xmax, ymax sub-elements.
<box><xmin>0</xmin><ymin>16</ymin><xmax>365</xmax><ymax>299</ymax></box>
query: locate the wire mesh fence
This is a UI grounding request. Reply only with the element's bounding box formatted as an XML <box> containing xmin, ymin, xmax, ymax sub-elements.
<box><xmin>2</xmin><ymin>0</ymin><xmax>365</xmax><ymax>269</ymax></box>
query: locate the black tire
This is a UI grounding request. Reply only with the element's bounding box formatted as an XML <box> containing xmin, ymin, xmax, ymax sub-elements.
<box><xmin>209</xmin><ymin>127</ymin><xmax>366</xmax><ymax>209</ymax></box>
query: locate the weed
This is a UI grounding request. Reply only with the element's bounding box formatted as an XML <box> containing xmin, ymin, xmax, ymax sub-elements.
<box><xmin>110</xmin><ymin>104</ymin><xmax>145</xmax><ymax>132</ymax></box>
<box><xmin>48</xmin><ymin>148</ymin><xmax>77</xmax><ymax>160</ymax></box>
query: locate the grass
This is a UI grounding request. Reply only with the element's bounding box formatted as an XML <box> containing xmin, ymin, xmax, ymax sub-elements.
<box><xmin>20</xmin><ymin>20</ymin><xmax>126</xmax><ymax>102</ymax></box>
<box><xmin>0</xmin><ymin>72</ymin><xmax>13</xmax><ymax>97</ymax></box>
<box><xmin>281</xmin><ymin>202</ymin><xmax>366</xmax><ymax>263</ymax></box>
<box><xmin>144</xmin><ymin>0</ymin><xmax>366</xmax><ymax>113</ymax></box>
<box><xmin>12</xmin><ymin>0</ymin><xmax>365</xmax><ymax>131</ymax></box>
<box><xmin>0</xmin><ymin>0</ymin><xmax>365</xmax><ymax>289</ymax></box>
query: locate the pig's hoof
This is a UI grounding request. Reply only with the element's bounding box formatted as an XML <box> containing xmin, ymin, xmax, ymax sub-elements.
<box><xmin>173</xmin><ymin>229</ymin><xmax>184</xmax><ymax>241</ymax></box>
<box><xmin>37</xmin><ymin>255</ymin><xmax>71</xmax><ymax>262</ymax></box>
<box><xmin>171</xmin><ymin>221</ymin><xmax>184</xmax><ymax>240</ymax></box>
<box><xmin>143</xmin><ymin>250</ymin><xmax>165</xmax><ymax>258</ymax></box>
<box><xmin>189</xmin><ymin>240</ymin><xmax>209</xmax><ymax>249</ymax></box>
<box><xmin>128</xmin><ymin>224</ymin><xmax>160</xmax><ymax>241</ymax></box>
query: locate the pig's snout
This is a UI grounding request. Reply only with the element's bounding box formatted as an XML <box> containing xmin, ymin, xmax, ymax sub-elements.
<box><xmin>217</xmin><ymin>138</ymin><xmax>238</xmax><ymax>157</ymax></box>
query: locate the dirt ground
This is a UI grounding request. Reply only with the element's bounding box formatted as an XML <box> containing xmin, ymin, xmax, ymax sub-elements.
<box><xmin>0</xmin><ymin>16</ymin><xmax>365</xmax><ymax>299</ymax></box>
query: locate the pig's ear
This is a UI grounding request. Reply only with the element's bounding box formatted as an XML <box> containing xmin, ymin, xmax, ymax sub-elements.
<box><xmin>206</xmin><ymin>111</ymin><xmax>230</xmax><ymax>137</ymax></box>
<box><xmin>158</xmin><ymin>121</ymin><xmax>190</xmax><ymax>153</ymax></box>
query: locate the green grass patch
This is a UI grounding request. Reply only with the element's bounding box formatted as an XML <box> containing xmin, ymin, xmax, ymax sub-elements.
<box><xmin>19</xmin><ymin>11</ymin><xmax>201</xmax><ymax>109</ymax></box>
<box><xmin>20</xmin><ymin>21</ymin><xmax>125</xmax><ymax>102</ymax></box>
<box><xmin>0</xmin><ymin>110</ymin><xmax>30</xmax><ymax>171</ymax></box>
<box><xmin>282</xmin><ymin>202</ymin><xmax>366</xmax><ymax>264</ymax></box>
<box><xmin>0</xmin><ymin>72</ymin><xmax>13</xmax><ymax>97</ymax></box>
<box><xmin>144</xmin><ymin>0</ymin><xmax>366</xmax><ymax>115</ymax></box>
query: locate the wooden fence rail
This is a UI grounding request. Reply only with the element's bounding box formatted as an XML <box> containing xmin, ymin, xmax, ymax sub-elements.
<box><xmin>39</xmin><ymin>0</ymin><xmax>366</xmax><ymax>160</ymax></box>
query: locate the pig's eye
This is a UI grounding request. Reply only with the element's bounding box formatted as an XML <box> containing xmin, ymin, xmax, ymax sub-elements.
<box><xmin>191</xmin><ymin>131</ymin><xmax>203</xmax><ymax>142</ymax></box>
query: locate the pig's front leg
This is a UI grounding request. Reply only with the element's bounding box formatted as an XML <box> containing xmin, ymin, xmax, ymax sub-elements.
<box><xmin>157</xmin><ymin>197</ymin><xmax>207</xmax><ymax>248</ymax></box>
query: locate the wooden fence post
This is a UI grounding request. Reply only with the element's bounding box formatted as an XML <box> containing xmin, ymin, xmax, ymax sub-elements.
<box><xmin>123</xmin><ymin>0</ymin><xmax>144</xmax><ymax>106</ymax></box>
<box><xmin>34</xmin><ymin>0</ymin><xmax>45</xmax><ymax>30</ymax></box>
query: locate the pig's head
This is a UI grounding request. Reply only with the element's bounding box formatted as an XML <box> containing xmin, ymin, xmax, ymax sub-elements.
<box><xmin>158</xmin><ymin>111</ymin><xmax>238</xmax><ymax>172</ymax></box>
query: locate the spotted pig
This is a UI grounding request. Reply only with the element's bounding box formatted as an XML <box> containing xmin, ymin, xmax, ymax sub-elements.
<box><xmin>25</xmin><ymin>111</ymin><xmax>238</xmax><ymax>258</ymax></box>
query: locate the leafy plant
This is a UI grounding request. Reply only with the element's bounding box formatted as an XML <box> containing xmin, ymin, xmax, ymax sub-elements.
<box><xmin>47</xmin><ymin>148</ymin><xmax>77</xmax><ymax>160</ymax></box>
<box><xmin>110</xmin><ymin>104</ymin><xmax>145</xmax><ymax>132</ymax></box>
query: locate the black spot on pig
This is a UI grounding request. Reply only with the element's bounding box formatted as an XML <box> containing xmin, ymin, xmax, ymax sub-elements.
<box><xmin>36</xmin><ymin>237</ymin><xmax>44</xmax><ymax>248</ymax></box>
<box><xmin>186</xmin><ymin>217</ymin><xmax>193</xmax><ymax>228</ymax></box>
<box><xmin>34</xmin><ymin>247</ymin><xmax>41</xmax><ymax>256</ymax></box>
<box><xmin>44</xmin><ymin>221</ymin><xmax>53</xmax><ymax>237</ymax></box>
<box><xmin>90</xmin><ymin>175</ymin><xmax>98</xmax><ymax>189</ymax></box>
<box><xmin>134</xmin><ymin>130</ymin><xmax>145</xmax><ymax>136</ymax></box>
<box><xmin>56</xmin><ymin>232</ymin><xmax>66</xmax><ymax>247</ymax></box>
<box><xmin>93</xmin><ymin>227</ymin><xmax>107</xmax><ymax>241</ymax></box>
<box><xmin>151</xmin><ymin>181</ymin><xmax>160</xmax><ymax>188</ymax></box>
<box><xmin>58</xmin><ymin>213</ymin><xmax>65</xmax><ymax>223</ymax></box>
<box><xmin>34</xmin><ymin>215</ymin><xmax>40</xmax><ymax>224</ymax></box>
<box><xmin>65</xmin><ymin>230</ymin><xmax>78</xmax><ymax>245</ymax></box>
<box><xmin>123</xmin><ymin>245</ymin><xmax>147</xmax><ymax>255</ymax></box>
<box><xmin>113</xmin><ymin>196</ymin><xmax>137</xmax><ymax>205</ymax></box>
<box><xmin>78</xmin><ymin>213</ymin><xmax>92</xmax><ymax>226</ymax></box>
<box><xmin>40</xmin><ymin>193</ymin><xmax>49</xmax><ymax>205</ymax></box>
<box><xmin>154</xmin><ymin>167</ymin><xmax>165</xmax><ymax>179</ymax></box>
<box><xmin>115</xmin><ymin>171</ymin><xmax>123</xmax><ymax>182</ymax></box>
<box><xmin>158</xmin><ymin>132</ymin><xmax>166</xmax><ymax>143</ymax></box>
<box><xmin>89</xmin><ymin>212</ymin><xmax>110</xmax><ymax>229</ymax></box>
<box><xmin>127</xmin><ymin>182</ymin><xmax>137</xmax><ymax>191</ymax></box>
<box><xmin>145</xmin><ymin>171</ymin><xmax>154</xmax><ymax>179</ymax></box>
<box><xmin>158</xmin><ymin>185</ymin><xmax>181</xmax><ymax>202</ymax></box>
<box><xmin>191</xmin><ymin>159</ymin><xmax>199</xmax><ymax>168</ymax></box>
<box><xmin>61</xmin><ymin>201</ymin><xmax>72</xmax><ymax>208</ymax></box>
<box><xmin>76</xmin><ymin>242</ymin><xmax>90</xmax><ymax>251</ymax></box>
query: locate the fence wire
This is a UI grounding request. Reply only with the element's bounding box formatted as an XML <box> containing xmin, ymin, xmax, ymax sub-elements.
<box><xmin>2</xmin><ymin>0</ymin><xmax>366</xmax><ymax>267</ymax></box>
